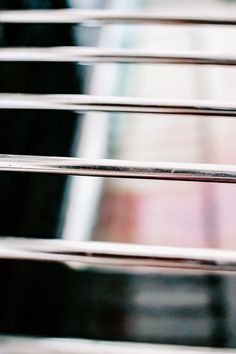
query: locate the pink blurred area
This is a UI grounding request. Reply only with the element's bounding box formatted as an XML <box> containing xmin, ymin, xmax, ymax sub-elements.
<box><xmin>95</xmin><ymin>182</ymin><xmax>236</xmax><ymax>250</ymax></box>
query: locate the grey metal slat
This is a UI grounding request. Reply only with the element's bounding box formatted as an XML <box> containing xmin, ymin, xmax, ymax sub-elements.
<box><xmin>1</xmin><ymin>94</ymin><xmax>236</xmax><ymax>116</ymax></box>
<box><xmin>0</xmin><ymin>47</ymin><xmax>236</xmax><ymax>66</ymax></box>
<box><xmin>1</xmin><ymin>238</ymin><xmax>236</xmax><ymax>273</ymax></box>
<box><xmin>0</xmin><ymin>9</ymin><xmax>235</xmax><ymax>26</ymax></box>
<box><xmin>1</xmin><ymin>335</ymin><xmax>234</xmax><ymax>354</ymax></box>
<box><xmin>0</xmin><ymin>154</ymin><xmax>236</xmax><ymax>184</ymax></box>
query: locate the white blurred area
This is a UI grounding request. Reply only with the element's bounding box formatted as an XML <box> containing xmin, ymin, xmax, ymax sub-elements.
<box><xmin>65</xmin><ymin>0</ymin><xmax>236</xmax><ymax>250</ymax></box>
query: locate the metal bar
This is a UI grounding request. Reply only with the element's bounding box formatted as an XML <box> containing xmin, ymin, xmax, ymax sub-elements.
<box><xmin>0</xmin><ymin>154</ymin><xmax>236</xmax><ymax>184</ymax></box>
<box><xmin>1</xmin><ymin>335</ymin><xmax>235</xmax><ymax>354</ymax></box>
<box><xmin>1</xmin><ymin>94</ymin><xmax>236</xmax><ymax>117</ymax></box>
<box><xmin>0</xmin><ymin>47</ymin><xmax>236</xmax><ymax>66</ymax></box>
<box><xmin>1</xmin><ymin>237</ymin><xmax>236</xmax><ymax>273</ymax></box>
<box><xmin>0</xmin><ymin>9</ymin><xmax>235</xmax><ymax>26</ymax></box>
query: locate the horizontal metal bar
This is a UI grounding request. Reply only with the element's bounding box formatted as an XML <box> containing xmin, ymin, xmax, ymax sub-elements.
<box><xmin>1</xmin><ymin>237</ymin><xmax>236</xmax><ymax>273</ymax></box>
<box><xmin>1</xmin><ymin>336</ymin><xmax>235</xmax><ymax>354</ymax></box>
<box><xmin>0</xmin><ymin>47</ymin><xmax>236</xmax><ymax>66</ymax></box>
<box><xmin>0</xmin><ymin>154</ymin><xmax>236</xmax><ymax>184</ymax></box>
<box><xmin>1</xmin><ymin>94</ymin><xmax>236</xmax><ymax>117</ymax></box>
<box><xmin>0</xmin><ymin>9</ymin><xmax>235</xmax><ymax>26</ymax></box>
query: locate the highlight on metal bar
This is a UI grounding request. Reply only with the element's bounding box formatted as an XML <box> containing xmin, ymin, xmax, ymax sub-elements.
<box><xmin>0</xmin><ymin>47</ymin><xmax>236</xmax><ymax>66</ymax></box>
<box><xmin>0</xmin><ymin>9</ymin><xmax>236</xmax><ymax>26</ymax></box>
<box><xmin>1</xmin><ymin>154</ymin><xmax>236</xmax><ymax>184</ymax></box>
<box><xmin>0</xmin><ymin>336</ymin><xmax>235</xmax><ymax>354</ymax></box>
<box><xmin>1</xmin><ymin>94</ymin><xmax>236</xmax><ymax>117</ymax></box>
<box><xmin>1</xmin><ymin>237</ymin><xmax>236</xmax><ymax>273</ymax></box>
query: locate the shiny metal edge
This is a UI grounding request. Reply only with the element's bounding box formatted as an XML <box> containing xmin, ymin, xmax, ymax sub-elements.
<box><xmin>0</xmin><ymin>9</ymin><xmax>235</xmax><ymax>26</ymax></box>
<box><xmin>1</xmin><ymin>237</ymin><xmax>236</xmax><ymax>273</ymax></box>
<box><xmin>0</xmin><ymin>94</ymin><xmax>236</xmax><ymax>116</ymax></box>
<box><xmin>0</xmin><ymin>47</ymin><xmax>236</xmax><ymax>66</ymax></box>
<box><xmin>1</xmin><ymin>335</ymin><xmax>235</xmax><ymax>354</ymax></box>
<box><xmin>0</xmin><ymin>154</ymin><xmax>236</xmax><ymax>184</ymax></box>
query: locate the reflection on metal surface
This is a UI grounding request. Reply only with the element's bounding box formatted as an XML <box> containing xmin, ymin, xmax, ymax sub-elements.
<box><xmin>1</xmin><ymin>237</ymin><xmax>236</xmax><ymax>273</ymax></box>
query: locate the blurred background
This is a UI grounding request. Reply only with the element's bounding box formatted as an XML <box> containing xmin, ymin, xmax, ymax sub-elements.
<box><xmin>1</xmin><ymin>0</ymin><xmax>236</xmax><ymax>350</ymax></box>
